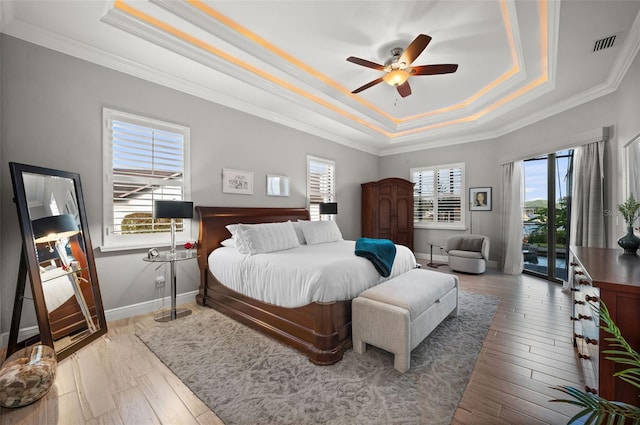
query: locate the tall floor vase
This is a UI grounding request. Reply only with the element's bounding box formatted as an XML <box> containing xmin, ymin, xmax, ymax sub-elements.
<box><xmin>617</xmin><ymin>226</ymin><xmax>640</xmax><ymax>255</ymax></box>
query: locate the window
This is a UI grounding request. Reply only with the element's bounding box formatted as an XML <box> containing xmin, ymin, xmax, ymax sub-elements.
<box><xmin>307</xmin><ymin>156</ymin><xmax>335</xmax><ymax>221</ymax></box>
<box><xmin>102</xmin><ymin>108</ymin><xmax>191</xmax><ymax>250</ymax></box>
<box><xmin>522</xmin><ymin>150</ymin><xmax>573</xmax><ymax>282</ymax></box>
<box><xmin>411</xmin><ymin>163</ymin><xmax>465</xmax><ymax>229</ymax></box>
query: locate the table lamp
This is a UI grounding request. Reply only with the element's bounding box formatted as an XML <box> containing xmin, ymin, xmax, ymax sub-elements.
<box><xmin>31</xmin><ymin>214</ymin><xmax>97</xmax><ymax>333</ymax></box>
<box><xmin>153</xmin><ymin>200</ymin><xmax>194</xmax><ymax>257</ymax></box>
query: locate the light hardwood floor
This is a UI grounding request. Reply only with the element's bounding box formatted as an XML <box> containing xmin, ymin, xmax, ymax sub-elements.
<box><xmin>1</xmin><ymin>267</ymin><xmax>584</xmax><ymax>424</ymax></box>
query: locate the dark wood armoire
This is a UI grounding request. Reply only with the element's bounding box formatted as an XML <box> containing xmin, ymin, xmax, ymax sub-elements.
<box><xmin>361</xmin><ymin>178</ymin><xmax>415</xmax><ymax>251</ymax></box>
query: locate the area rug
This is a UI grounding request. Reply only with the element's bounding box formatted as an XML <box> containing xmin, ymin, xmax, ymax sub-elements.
<box><xmin>137</xmin><ymin>290</ymin><xmax>499</xmax><ymax>425</ymax></box>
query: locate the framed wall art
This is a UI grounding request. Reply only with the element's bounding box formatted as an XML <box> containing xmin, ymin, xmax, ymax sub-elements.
<box><xmin>469</xmin><ymin>187</ymin><xmax>492</xmax><ymax>211</ymax></box>
<box><xmin>222</xmin><ymin>168</ymin><xmax>254</xmax><ymax>195</ymax></box>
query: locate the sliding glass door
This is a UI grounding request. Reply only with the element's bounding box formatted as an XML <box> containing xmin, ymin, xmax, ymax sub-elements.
<box><xmin>522</xmin><ymin>150</ymin><xmax>573</xmax><ymax>282</ymax></box>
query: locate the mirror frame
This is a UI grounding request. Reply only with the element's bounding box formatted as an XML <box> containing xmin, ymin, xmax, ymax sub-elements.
<box><xmin>8</xmin><ymin>162</ymin><xmax>107</xmax><ymax>361</ymax></box>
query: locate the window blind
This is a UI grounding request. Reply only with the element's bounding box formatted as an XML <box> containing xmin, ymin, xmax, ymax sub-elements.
<box><xmin>411</xmin><ymin>164</ymin><xmax>464</xmax><ymax>227</ymax></box>
<box><xmin>103</xmin><ymin>108</ymin><xmax>190</xmax><ymax>249</ymax></box>
<box><xmin>307</xmin><ymin>156</ymin><xmax>335</xmax><ymax>221</ymax></box>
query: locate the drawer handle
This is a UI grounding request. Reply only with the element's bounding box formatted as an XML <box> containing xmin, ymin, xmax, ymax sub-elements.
<box><xmin>585</xmin><ymin>337</ymin><xmax>598</xmax><ymax>345</ymax></box>
<box><xmin>585</xmin><ymin>295</ymin><xmax>599</xmax><ymax>302</ymax></box>
<box><xmin>570</xmin><ymin>316</ymin><xmax>579</xmax><ymax>321</ymax></box>
<box><xmin>578</xmin><ymin>314</ymin><xmax>592</xmax><ymax>321</ymax></box>
<box><xmin>578</xmin><ymin>280</ymin><xmax>591</xmax><ymax>286</ymax></box>
<box><xmin>575</xmin><ymin>271</ymin><xmax>584</xmax><ymax>275</ymax></box>
<box><xmin>574</xmin><ymin>300</ymin><xmax>585</xmax><ymax>305</ymax></box>
<box><xmin>574</xmin><ymin>333</ymin><xmax>584</xmax><ymax>339</ymax></box>
<box><xmin>585</xmin><ymin>386</ymin><xmax>598</xmax><ymax>394</ymax></box>
<box><xmin>578</xmin><ymin>352</ymin><xmax>591</xmax><ymax>360</ymax></box>
<box><xmin>570</xmin><ymin>288</ymin><xmax>579</xmax><ymax>292</ymax></box>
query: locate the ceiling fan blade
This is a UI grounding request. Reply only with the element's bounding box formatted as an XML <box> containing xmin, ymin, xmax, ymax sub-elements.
<box><xmin>400</xmin><ymin>34</ymin><xmax>432</xmax><ymax>66</ymax></box>
<box><xmin>412</xmin><ymin>64</ymin><xmax>459</xmax><ymax>75</ymax></box>
<box><xmin>346</xmin><ymin>56</ymin><xmax>385</xmax><ymax>71</ymax></box>
<box><xmin>352</xmin><ymin>77</ymin><xmax>384</xmax><ymax>94</ymax></box>
<box><xmin>397</xmin><ymin>81</ymin><xmax>412</xmax><ymax>98</ymax></box>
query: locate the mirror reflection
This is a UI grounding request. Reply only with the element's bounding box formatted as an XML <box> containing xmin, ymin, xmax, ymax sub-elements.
<box><xmin>9</xmin><ymin>163</ymin><xmax>106</xmax><ymax>361</ymax></box>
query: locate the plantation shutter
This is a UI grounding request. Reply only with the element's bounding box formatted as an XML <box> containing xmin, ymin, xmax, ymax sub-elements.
<box><xmin>103</xmin><ymin>108</ymin><xmax>191</xmax><ymax>249</ymax></box>
<box><xmin>307</xmin><ymin>156</ymin><xmax>335</xmax><ymax>221</ymax></box>
<box><xmin>436</xmin><ymin>167</ymin><xmax>463</xmax><ymax>223</ymax></box>
<box><xmin>411</xmin><ymin>163</ymin><xmax>464</xmax><ymax>227</ymax></box>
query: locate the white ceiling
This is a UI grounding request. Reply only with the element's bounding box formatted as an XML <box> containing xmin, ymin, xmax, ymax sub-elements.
<box><xmin>2</xmin><ymin>1</ymin><xmax>639</xmax><ymax>156</ymax></box>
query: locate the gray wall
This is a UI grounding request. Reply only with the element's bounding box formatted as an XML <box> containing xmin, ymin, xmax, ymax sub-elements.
<box><xmin>1</xmin><ymin>32</ymin><xmax>638</xmax><ymax>334</ymax></box>
<box><xmin>380</xmin><ymin>50</ymin><xmax>640</xmax><ymax>266</ymax></box>
<box><xmin>0</xmin><ymin>35</ymin><xmax>379</xmax><ymax>332</ymax></box>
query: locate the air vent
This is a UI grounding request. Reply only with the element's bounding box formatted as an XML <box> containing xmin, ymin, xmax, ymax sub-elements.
<box><xmin>593</xmin><ymin>34</ymin><xmax>617</xmax><ymax>52</ymax></box>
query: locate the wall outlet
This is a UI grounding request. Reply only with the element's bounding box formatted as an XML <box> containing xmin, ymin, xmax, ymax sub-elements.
<box><xmin>155</xmin><ymin>276</ymin><xmax>166</xmax><ymax>288</ymax></box>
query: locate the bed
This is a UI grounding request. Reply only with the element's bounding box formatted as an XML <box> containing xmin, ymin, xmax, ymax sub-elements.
<box><xmin>195</xmin><ymin>206</ymin><xmax>416</xmax><ymax>365</ymax></box>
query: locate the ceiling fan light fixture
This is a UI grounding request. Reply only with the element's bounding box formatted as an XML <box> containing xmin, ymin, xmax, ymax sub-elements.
<box><xmin>383</xmin><ymin>69</ymin><xmax>410</xmax><ymax>87</ymax></box>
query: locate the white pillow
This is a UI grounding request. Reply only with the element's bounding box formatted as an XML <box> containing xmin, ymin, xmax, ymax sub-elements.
<box><xmin>291</xmin><ymin>221</ymin><xmax>307</xmax><ymax>245</ymax></box>
<box><xmin>298</xmin><ymin>220</ymin><xmax>343</xmax><ymax>245</ymax></box>
<box><xmin>225</xmin><ymin>224</ymin><xmax>251</xmax><ymax>253</ymax></box>
<box><xmin>220</xmin><ymin>238</ymin><xmax>237</xmax><ymax>248</ymax></box>
<box><xmin>237</xmin><ymin>221</ymin><xmax>300</xmax><ymax>254</ymax></box>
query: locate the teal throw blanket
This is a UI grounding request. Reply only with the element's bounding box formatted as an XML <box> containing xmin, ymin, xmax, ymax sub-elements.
<box><xmin>355</xmin><ymin>237</ymin><xmax>396</xmax><ymax>277</ymax></box>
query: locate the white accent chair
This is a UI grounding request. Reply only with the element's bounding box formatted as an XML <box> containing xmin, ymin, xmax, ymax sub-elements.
<box><xmin>444</xmin><ymin>234</ymin><xmax>490</xmax><ymax>274</ymax></box>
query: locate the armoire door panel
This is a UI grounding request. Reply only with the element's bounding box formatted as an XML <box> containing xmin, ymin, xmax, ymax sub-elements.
<box><xmin>377</xmin><ymin>196</ymin><xmax>393</xmax><ymax>233</ymax></box>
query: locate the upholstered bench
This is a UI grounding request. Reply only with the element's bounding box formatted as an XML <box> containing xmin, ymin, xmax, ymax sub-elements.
<box><xmin>352</xmin><ymin>268</ymin><xmax>459</xmax><ymax>373</ymax></box>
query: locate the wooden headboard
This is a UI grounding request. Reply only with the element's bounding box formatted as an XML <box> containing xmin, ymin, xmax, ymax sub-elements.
<box><xmin>195</xmin><ymin>206</ymin><xmax>309</xmax><ymax>272</ymax></box>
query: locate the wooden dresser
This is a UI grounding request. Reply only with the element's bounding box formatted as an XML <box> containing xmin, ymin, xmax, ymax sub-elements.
<box><xmin>361</xmin><ymin>178</ymin><xmax>414</xmax><ymax>251</ymax></box>
<box><xmin>569</xmin><ymin>246</ymin><xmax>640</xmax><ymax>404</ymax></box>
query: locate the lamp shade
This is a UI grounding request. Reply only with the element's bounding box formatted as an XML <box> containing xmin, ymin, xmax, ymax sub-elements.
<box><xmin>319</xmin><ymin>202</ymin><xmax>338</xmax><ymax>215</ymax></box>
<box><xmin>32</xmin><ymin>214</ymin><xmax>79</xmax><ymax>243</ymax></box>
<box><xmin>154</xmin><ymin>200</ymin><xmax>193</xmax><ymax>219</ymax></box>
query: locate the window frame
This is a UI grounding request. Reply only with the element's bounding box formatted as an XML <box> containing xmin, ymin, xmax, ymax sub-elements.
<box><xmin>102</xmin><ymin>108</ymin><xmax>192</xmax><ymax>251</ymax></box>
<box><xmin>410</xmin><ymin>162</ymin><xmax>466</xmax><ymax>230</ymax></box>
<box><xmin>306</xmin><ymin>155</ymin><xmax>336</xmax><ymax>221</ymax></box>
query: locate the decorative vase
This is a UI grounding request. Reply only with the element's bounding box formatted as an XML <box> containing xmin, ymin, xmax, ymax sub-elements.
<box><xmin>617</xmin><ymin>226</ymin><xmax>640</xmax><ymax>255</ymax></box>
<box><xmin>0</xmin><ymin>345</ymin><xmax>57</xmax><ymax>408</ymax></box>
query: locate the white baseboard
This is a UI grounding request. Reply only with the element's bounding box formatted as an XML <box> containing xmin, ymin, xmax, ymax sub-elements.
<box><xmin>104</xmin><ymin>290</ymin><xmax>199</xmax><ymax>322</ymax></box>
<box><xmin>0</xmin><ymin>290</ymin><xmax>199</xmax><ymax>349</ymax></box>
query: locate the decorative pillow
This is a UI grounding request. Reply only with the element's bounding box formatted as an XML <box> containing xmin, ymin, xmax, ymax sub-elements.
<box><xmin>459</xmin><ymin>238</ymin><xmax>483</xmax><ymax>252</ymax></box>
<box><xmin>291</xmin><ymin>221</ymin><xmax>307</xmax><ymax>245</ymax></box>
<box><xmin>298</xmin><ymin>220</ymin><xmax>343</xmax><ymax>245</ymax></box>
<box><xmin>237</xmin><ymin>221</ymin><xmax>300</xmax><ymax>254</ymax></box>
<box><xmin>220</xmin><ymin>238</ymin><xmax>237</xmax><ymax>248</ymax></box>
<box><xmin>225</xmin><ymin>224</ymin><xmax>251</xmax><ymax>253</ymax></box>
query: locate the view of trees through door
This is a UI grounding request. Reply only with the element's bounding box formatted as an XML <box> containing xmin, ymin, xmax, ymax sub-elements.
<box><xmin>522</xmin><ymin>150</ymin><xmax>573</xmax><ymax>282</ymax></box>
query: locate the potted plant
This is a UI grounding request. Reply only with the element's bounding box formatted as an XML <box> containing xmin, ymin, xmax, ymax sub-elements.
<box><xmin>617</xmin><ymin>194</ymin><xmax>640</xmax><ymax>254</ymax></box>
<box><xmin>551</xmin><ymin>301</ymin><xmax>640</xmax><ymax>423</ymax></box>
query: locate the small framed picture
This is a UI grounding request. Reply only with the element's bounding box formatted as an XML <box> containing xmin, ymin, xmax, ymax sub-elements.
<box><xmin>470</xmin><ymin>187</ymin><xmax>492</xmax><ymax>211</ymax></box>
<box><xmin>222</xmin><ymin>168</ymin><xmax>254</xmax><ymax>195</ymax></box>
<box><xmin>266</xmin><ymin>175</ymin><xmax>289</xmax><ymax>197</ymax></box>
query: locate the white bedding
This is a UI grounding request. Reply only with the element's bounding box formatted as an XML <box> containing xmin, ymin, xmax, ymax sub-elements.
<box><xmin>40</xmin><ymin>268</ymin><xmax>76</xmax><ymax>312</ymax></box>
<box><xmin>208</xmin><ymin>240</ymin><xmax>416</xmax><ymax>308</ymax></box>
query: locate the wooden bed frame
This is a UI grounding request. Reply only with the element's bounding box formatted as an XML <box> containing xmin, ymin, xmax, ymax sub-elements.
<box><xmin>195</xmin><ymin>206</ymin><xmax>352</xmax><ymax>365</ymax></box>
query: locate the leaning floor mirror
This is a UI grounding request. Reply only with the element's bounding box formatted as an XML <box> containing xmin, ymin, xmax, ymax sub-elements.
<box><xmin>8</xmin><ymin>162</ymin><xmax>107</xmax><ymax>362</ymax></box>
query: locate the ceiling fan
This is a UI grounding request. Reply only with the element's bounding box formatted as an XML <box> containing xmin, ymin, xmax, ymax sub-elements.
<box><xmin>347</xmin><ymin>34</ymin><xmax>458</xmax><ymax>98</ymax></box>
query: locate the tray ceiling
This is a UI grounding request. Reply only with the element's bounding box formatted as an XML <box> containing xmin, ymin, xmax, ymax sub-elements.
<box><xmin>2</xmin><ymin>0</ymin><xmax>639</xmax><ymax>155</ymax></box>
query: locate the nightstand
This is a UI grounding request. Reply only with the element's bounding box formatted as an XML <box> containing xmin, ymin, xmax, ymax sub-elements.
<box><xmin>143</xmin><ymin>250</ymin><xmax>197</xmax><ymax>322</ymax></box>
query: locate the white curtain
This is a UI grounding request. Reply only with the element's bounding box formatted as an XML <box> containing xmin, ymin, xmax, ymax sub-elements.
<box><xmin>569</xmin><ymin>141</ymin><xmax>606</xmax><ymax>248</ymax></box>
<box><xmin>565</xmin><ymin>141</ymin><xmax>605</xmax><ymax>291</ymax></box>
<box><xmin>501</xmin><ymin>161</ymin><xmax>524</xmax><ymax>275</ymax></box>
